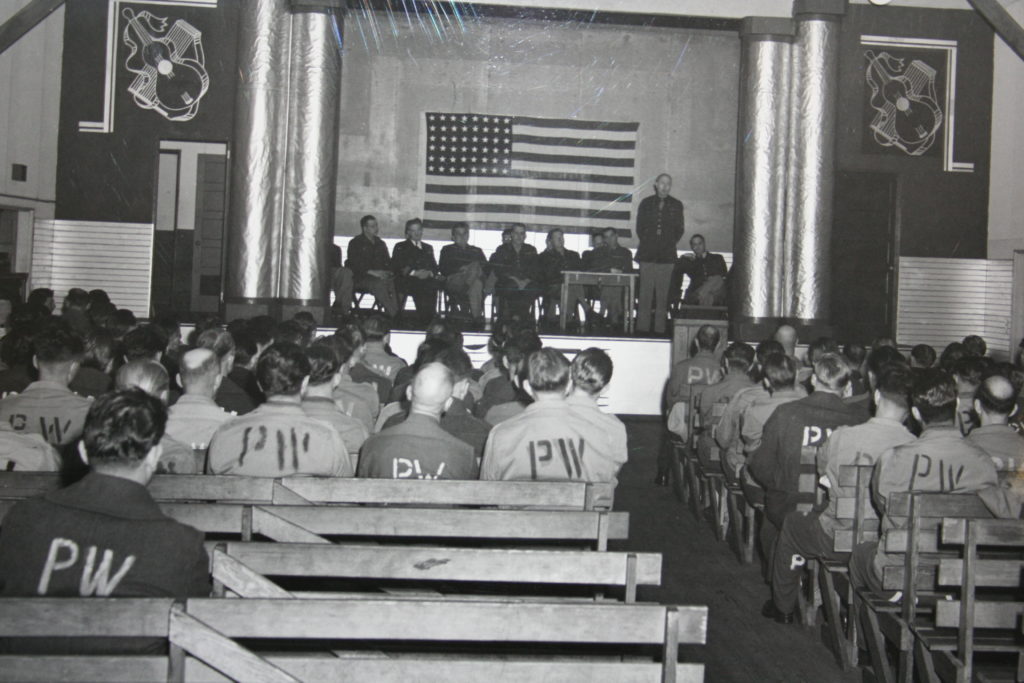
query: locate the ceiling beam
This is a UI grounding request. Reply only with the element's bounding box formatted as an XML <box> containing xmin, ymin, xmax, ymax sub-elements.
<box><xmin>967</xmin><ymin>0</ymin><xmax>1024</xmax><ymax>61</ymax></box>
<box><xmin>0</xmin><ymin>0</ymin><xmax>65</xmax><ymax>57</ymax></box>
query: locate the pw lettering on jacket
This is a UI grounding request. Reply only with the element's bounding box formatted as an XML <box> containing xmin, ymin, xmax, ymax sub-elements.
<box><xmin>37</xmin><ymin>537</ymin><xmax>136</xmax><ymax>597</ymax></box>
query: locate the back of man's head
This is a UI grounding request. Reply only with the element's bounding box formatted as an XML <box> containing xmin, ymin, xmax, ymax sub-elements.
<box><xmin>33</xmin><ymin>321</ymin><xmax>84</xmax><ymax>381</ymax></box>
<box><xmin>414</xmin><ymin>338</ymin><xmax>450</xmax><ymax>370</ymax></box>
<box><xmin>409</xmin><ymin>362</ymin><xmax>455</xmax><ymax>415</ymax></box>
<box><xmin>82</xmin><ymin>331</ymin><xmax>116</xmax><ymax>372</ymax></box>
<box><xmin>62</xmin><ymin>288</ymin><xmax>89</xmax><ymax>313</ymax></box>
<box><xmin>762</xmin><ymin>353</ymin><xmax>797</xmax><ymax>391</ymax></box>
<box><xmin>231</xmin><ymin>329</ymin><xmax>260</xmax><ymax>370</ymax></box>
<box><xmin>866</xmin><ymin>345</ymin><xmax>907</xmax><ymax>387</ymax></box>
<box><xmin>571</xmin><ymin>348</ymin><xmax>613</xmax><ymax>397</ymax></box>
<box><xmin>275</xmin><ymin>319</ymin><xmax>309</xmax><ymax>347</ymax></box>
<box><xmin>812</xmin><ymin>352</ymin><xmax>851</xmax><ymax>394</ymax></box>
<box><xmin>257</xmin><ymin>343</ymin><xmax>310</xmax><ymax>398</ymax></box>
<box><xmin>196</xmin><ymin>328</ymin><xmax>235</xmax><ymax>360</ymax></box>
<box><xmin>940</xmin><ymin>342</ymin><xmax>967</xmax><ymax>371</ymax></box>
<box><xmin>807</xmin><ymin>337</ymin><xmax>840</xmax><ymax>365</ymax></box>
<box><xmin>975</xmin><ymin>375</ymin><xmax>1017</xmax><ymax>420</ymax></box>
<box><xmin>952</xmin><ymin>357</ymin><xmax>988</xmax><ymax>393</ymax></box>
<box><xmin>695</xmin><ymin>325</ymin><xmax>720</xmax><ymax>353</ymax></box>
<box><xmin>27</xmin><ymin>288</ymin><xmax>54</xmax><ymax>310</ymax></box>
<box><xmin>910</xmin><ymin>344</ymin><xmax>936</xmax><ymax>369</ymax></box>
<box><xmin>527</xmin><ymin>348</ymin><xmax>571</xmax><ymax>395</ymax></box>
<box><xmin>82</xmin><ymin>389</ymin><xmax>166</xmax><ymax>471</ymax></box>
<box><xmin>425</xmin><ymin>318</ymin><xmax>462</xmax><ymax>349</ymax></box>
<box><xmin>912</xmin><ymin>369</ymin><xmax>958</xmax><ymax>426</ymax></box>
<box><xmin>116</xmin><ymin>360</ymin><xmax>171</xmax><ymax>402</ymax></box>
<box><xmin>436</xmin><ymin>347</ymin><xmax>473</xmax><ymax>382</ymax></box>
<box><xmin>723</xmin><ymin>342</ymin><xmax>755</xmax><ymax>374</ymax></box>
<box><xmin>179</xmin><ymin>348</ymin><xmax>221</xmax><ymax>396</ymax></box>
<box><xmin>513</xmin><ymin>327</ymin><xmax>543</xmax><ymax>356</ymax></box>
<box><xmin>774</xmin><ymin>324</ymin><xmax>798</xmax><ymax>357</ymax></box>
<box><xmin>248</xmin><ymin>316</ymin><xmax>278</xmax><ymax>349</ymax></box>
<box><xmin>962</xmin><ymin>334</ymin><xmax>987</xmax><ymax>358</ymax></box>
<box><xmin>843</xmin><ymin>342</ymin><xmax>867</xmax><ymax>367</ymax></box>
<box><xmin>122</xmin><ymin>325</ymin><xmax>165</xmax><ymax>362</ymax></box>
<box><xmin>362</xmin><ymin>315</ymin><xmax>390</xmax><ymax>342</ymax></box>
<box><xmin>875</xmin><ymin>365</ymin><xmax>913</xmax><ymax>414</ymax></box>
<box><xmin>305</xmin><ymin>343</ymin><xmax>340</xmax><ymax>387</ymax></box>
<box><xmin>8</xmin><ymin>302</ymin><xmax>50</xmax><ymax>333</ymax></box>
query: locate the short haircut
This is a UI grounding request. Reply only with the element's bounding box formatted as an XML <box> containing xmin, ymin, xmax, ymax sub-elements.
<box><xmin>330</xmin><ymin>328</ymin><xmax>361</xmax><ymax>365</ymax></box>
<box><xmin>231</xmin><ymin>329</ymin><xmax>259</xmax><ymax>368</ymax></box>
<box><xmin>602</xmin><ymin>227</ymin><xmax>617</xmax><ymax>238</ymax></box>
<box><xmin>26</xmin><ymin>288</ymin><xmax>53</xmax><ymax>308</ymax></box>
<box><xmin>962</xmin><ymin>334</ymin><xmax>987</xmax><ymax>357</ymax></box>
<box><xmin>405</xmin><ymin>217</ymin><xmax>422</xmax><ymax>232</ymax></box>
<box><xmin>867</xmin><ymin>345</ymin><xmax>906</xmax><ymax>379</ymax></box>
<box><xmin>292</xmin><ymin>311</ymin><xmax>318</xmax><ymax>338</ymax></box>
<box><xmin>0</xmin><ymin>329</ymin><xmax>33</xmax><ymax>368</ymax></box>
<box><xmin>362</xmin><ymin>314</ymin><xmax>390</xmax><ymax>342</ymax></box>
<box><xmin>501</xmin><ymin>228</ymin><xmax>513</xmax><ymax>238</ymax></box>
<box><xmin>513</xmin><ymin>327</ymin><xmax>543</xmax><ymax>356</ymax></box>
<box><xmin>690</xmin><ymin>233</ymin><xmax>705</xmax><ymax>243</ymax></box>
<box><xmin>413</xmin><ymin>338</ymin><xmax>450</xmax><ymax>370</ymax></box>
<box><xmin>571</xmin><ymin>347</ymin><xmax>613</xmax><ymax>396</ymax></box>
<box><xmin>807</xmin><ymin>337</ymin><xmax>840</xmax><ymax>364</ymax></box>
<box><xmin>910</xmin><ymin>344</ymin><xmax>936</xmax><ymax>369</ymax></box>
<box><xmin>912</xmin><ymin>369</ymin><xmax>958</xmax><ymax>425</ymax></box>
<box><xmin>88</xmin><ymin>302</ymin><xmax>117</xmax><ymax>331</ymax></box>
<box><xmin>843</xmin><ymin>342</ymin><xmax>866</xmax><ymax>366</ymax></box>
<box><xmin>115</xmin><ymin>360</ymin><xmax>170</xmax><ymax>398</ymax></box>
<box><xmin>527</xmin><ymin>348</ymin><xmax>571</xmax><ymax>393</ymax></box>
<box><xmin>82</xmin><ymin>389</ymin><xmax>166</xmax><ymax>466</ymax></box>
<box><xmin>451</xmin><ymin>222</ymin><xmax>469</xmax><ymax>234</ymax></box>
<box><xmin>88</xmin><ymin>289</ymin><xmax>111</xmax><ymax>308</ymax></box>
<box><xmin>813</xmin><ymin>352</ymin><xmax>851</xmax><ymax>391</ymax></box>
<box><xmin>33</xmin><ymin>321</ymin><xmax>84</xmax><ymax>365</ymax></box>
<box><xmin>82</xmin><ymin>331</ymin><xmax>116</xmax><ymax>371</ymax></box>
<box><xmin>756</xmin><ymin>339</ymin><xmax>785</xmax><ymax>365</ymax></box>
<box><xmin>196</xmin><ymin>328</ymin><xmax>235</xmax><ymax>360</ymax></box>
<box><xmin>939</xmin><ymin>342</ymin><xmax>967</xmax><ymax>371</ymax></box>
<box><xmin>257</xmin><ymin>343</ymin><xmax>311</xmax><ymax>397</ymax></box>
<box><xmin>63</xmin><ymin>288</ymin><xmax>89</xmax><ymax>311</ymax></box>
<box><xmin>360</xmin><ymin>214</ymin><xmax>376</xmax><ymax>228</ymax></box>
<box><xmin>436</xmin><ymin>347</ymin><xmax>473</xmax><ymax>381</ymax></box>
<box><xmin>695</xmin><ymin>325</ymin><xmax>720</xmax><ymax>352</ymax></box>
<box><xmin>8</xmin><ymin>303</ymin><xmax>50</xmax><ymax>332</ymax></box>
<box><xmin>976</xmin><ymin>375</ymin><xmax>1017</xmax><ymax>416</ymax></box>
<box><xmin>723</xmin><ymin>342</ymin><xmax>755</xmax><ymax>372</ymax></box>
<box><xmin>114</xmin><ymin>308</ymin><xmax>137</xmax><ymax>330</ymax></box>
<box><xmin>305</xmin><ymin>343</ymin><xmax>340</xmax><ymax>385</ymax></box>
<box><xmin>875</xmin><ymin>365</ymin><xmax>913</xmax><ymax>411</ymax></box>
<box><xmin>122</xmin><ymin>325</ymin><xmax>165</xmax><ymax>361</ymax></box>
<box><xmin>425</xmin><ymin>318</ymin><xmax>462</xmax><ymax>348</ymax></box>
<box><xmin>952</xmin><ymin>357</ymin><xmax>987</xmax><ymax>389</ymax></box>
<box><xmin>762</xmin><ymin>353</ymin><xmax>796</xmax><ymax>391</ymax></box>
<box><xmin>179</xmin><ymin>350</ymin><xmax>221</xmax><ymax>387</ymax></box>
<box><xmin>984</xmin><ymin>362</ymin><xmax>1024</xmax><ymax>395</ymax></box>
<box><xmin>275</xmin><ymin>320</ymin><xmax>308</xmax><ymax>347</ymax></box>
<box><xmin>248</xmin><ymin>316</ymin><xmax>278</xmax><ymax>347</ymax></box>
<box><xmin>546</xmin><ymin>228</ymin><xmax>563</xmax><ymax>242</ymax></box>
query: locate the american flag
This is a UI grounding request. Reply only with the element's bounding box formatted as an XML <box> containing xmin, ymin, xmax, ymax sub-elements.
<box><xmin>421</xmin><ymin>113</ymin><xmax>639</xmax><ymax>235</ymax></box>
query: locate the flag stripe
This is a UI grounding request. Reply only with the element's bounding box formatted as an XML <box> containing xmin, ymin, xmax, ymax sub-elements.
<box><xmin>427</xmin><ymin>194</ymin><xmax>627</xmax><ymax>213</ymax></box>
<box><xmin>423</xmin><ymin>219</ymin><xmax>628</xmax><ymax>236</ymax></box>
<box><xmin>422</xmin><ymin>212</ymin><xmax>630</xmax><ymax>231</ymax></box>
<box><xmin>514</xmin><ymin>142</ymin><xmax>636</xmax><ymax>159</ymax></box>
<box><xmin>512</xmin><ymin>125</ymin><xmax>638</xmax><ymax>142</ymax></box>
<box><xmin>424</xmin><ymin>202</ymin><xmax>631</xmax><ymax>221</ymax></box>
<box><xmin>513</xmin><ymin>116</ymin><xmax>639</xmax><ymax>132</ymax></box>
<box><xmin>425</xmin><ymin>183</ymin><xmax>631</xmax><ymax>203</ymax></box>
<box><xmin>510</xmin><ymin>151</ymin><xmax>634</xmax><ymax>168</ymax></box>
<box><xmin>511</xmin><ymin>134</ymin><xmax>637</xmax><ymax>150</ymax></box>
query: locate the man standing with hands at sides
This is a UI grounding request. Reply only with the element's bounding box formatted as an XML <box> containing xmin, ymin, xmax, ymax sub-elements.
<box><xmin>340</xmin><ymin>215</ymin><xmax>399</xmax><ymax>318</ymax></box>
<box><xmin>392</xmin><ymin>218</ymin><xmax>440</xmax><ymax>326</ymax></box>
<box><xmin>635</xmin><ymin>173</ymin><xmax>684</xmax><ymax>335</ymax></box>
<box><xmin>439</xmin><ymin>223</ymin><xmax>487</xmax><ymax>326</ymax></box>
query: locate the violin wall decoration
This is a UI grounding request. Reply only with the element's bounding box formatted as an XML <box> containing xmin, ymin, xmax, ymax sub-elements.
<box><xmin>122</xmin><ymin>8</ymin><xmax>210</xmax><ymax>122</ymax></box>
<box><xmin>864</xmin><ymin>50</ymin><xmax>944</xmax><ymax>157</ymax></box>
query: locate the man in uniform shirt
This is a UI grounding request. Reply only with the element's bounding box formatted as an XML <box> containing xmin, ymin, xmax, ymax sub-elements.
<box><xmin>0</xmin><ymin>320</ymin><xmax>90</xmax><ymax>448</ymax></box>
<box><xmin>331</xmin><ymin>329</ymin><xmax>380</xmax><ymax>431</ymax></box>
<box><xmin>438</xmin><ymin>223</ymin><xmax>487</xmax><ymax>324</ymax></box>
<box><xmin>0</xmin><ymin>427</ymin><xmax>61</xmax><ymax>472</ymax></box>
<box><xmin>359</xmin><ymin>315</ymin><xmax>407</xmax><ymax>383</ymax></box>
<box><xmin>581</xmin><ymin>231</ymin><xmax>604</xmax><ymax>271</ymax></box>
<box><xmin>635</xmin><ymin>173</ymin><xmax>684</xmax><ymax>335</ymax></box>
<box><xmin>966</xmin><ymin>374</ymin><xmax>1022</xmax><ymax>471</ymax></box>
<box><xmin>748</xmin><ymin>353</ymin><xmax>868</xmax><ymax>565</ymax></box>
<box><xmin>674</xmin><ymin>234</ymin><xmax>728</xmax><ymax>307</ymax></box>
<box><xmin>340</xmin><ymin>215</ymin><xmax>399</xmax><ymax>317</ymax></box>
<box><xmin>359</xmin><ymin>362</ymin><xmax>477</xmax><ymax>479</ymax></box>
<box><xmin>591</xmin><ymin>227</ymin><xmax>634</xmax><ymax>328</ymax></box>
<box><xmin>481</xmin><ymin>349</ymin><xmax>627</xmax><ymax>497</ymax></box>
<box><xmin>489</xmin><ymin>223</ymin><xmax>541</xmax><ymax>322</ymax></box>
<box><xmin>695</xmin><ymin>343</ymin><xmax>755</xmax><ymax>470</ymax></box>
<box><xmin>764</xmin><ymin>366</ymin><xmax>915</xmax><ymax>623</ymax></box>
<box><xmin>195</xmin><ymin>329</ymin><xmax>255</xmax><ymax>416</ymax></box>
<box><xmin>0</xmin><ymin>389</ymin><xmax>210</xmax><ymax>654</ymax></box>
<box><xmin>208</xmin><ymin>343</ymin><xmax>354</xmax><ymax>477</ymax></box>
<box><xmin>392</xmin><ymin>218</ymin><xmax>441</xmax><ymax>325</ymax></box>
<box><xmin>165</xmin><ymin>348</ymin><xmax>234</xmax><ymax>451</ymax></box>
<box><xmin>714</xmin><ymin>341</ymin><xmax>783</xmax><ymax>480</ymax></box>
<box><xmin>850</xmin><ymin>369</ymin><xmax>1001</xmax><ymax>594</ymax></box>
<box><xmin>301</xmin><ymin>343</ymin><xmax>370</xmax><ymax>457</ymax></box>
<box><xmin>537</xmin><ymin>228</ymin><xmax>585</xmax><ymax>326</ymax></box>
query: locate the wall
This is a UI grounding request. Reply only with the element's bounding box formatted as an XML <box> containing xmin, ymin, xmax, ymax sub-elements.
<box><xmin>987</xmin><ymin>0</ymin><xmax>1024</xmax><ymax>257</ymax></box>
<box><xmin>336</xmin><ymin>14</ymin><xmax>740</xmax><ymax>251</ymax></box>
<box><xmin>837</xmin><ymin>4</ymin><xmax>994</xmax><ymax>259</ymax></box>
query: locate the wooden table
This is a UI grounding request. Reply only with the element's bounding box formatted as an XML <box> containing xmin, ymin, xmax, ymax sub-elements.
<box><xmin>560</xmin><ymin>270</ymin><xmax>638</xmax><ymax>334</ymax></box>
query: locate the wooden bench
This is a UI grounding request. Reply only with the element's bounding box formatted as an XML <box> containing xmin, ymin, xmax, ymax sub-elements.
<box><xmin>209</xmin><ymin>542</ymin><xmax>662</xmax><ymax>602</ymax></box>
<box><xmin>0</xmin><ymin>500</ymin><xmax>629</xmax><ymax>550</ymax></box>
<box><xmin>0</xmin><ymin>596</ymin><xmax>709</xmax><ymax>682</ymax></box>
<box><xmin>0</xmin><ymin>473</ymin><xmax>615</xmax><ymax>510</ymax></box>
<box><xmin>690</xmin><ymin>391</ymin><xmax>731</xmax><ymax>541</ymax></box>
<box><xmin>913</xmin><ymin>518</ymin><xmax>1024</xmax><ymax>683</ymax></box>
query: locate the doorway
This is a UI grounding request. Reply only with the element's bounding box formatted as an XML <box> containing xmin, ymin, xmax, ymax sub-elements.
<box><xmin>831</xmin><ymin>171</ymin><xmax>899</xmax><ymax>344</ymax></box>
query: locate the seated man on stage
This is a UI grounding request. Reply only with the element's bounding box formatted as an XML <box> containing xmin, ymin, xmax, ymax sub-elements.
<box><xmin>581</xmin><ymin>231</ymin><xmax>604</xmax><ymax>271</ymax></box>
<box><xmin>489</xmin><ymin>223</ymin><xmax>541</xmax><ymax>322</ymax></box>
<box><xmin>674</xmin><ymin>233</ymin><xmax>728</xmax><ymax>307</ymax></box>
<box><xmin>329</xmin><ymin>242</ymin><xmax>354</xmax><ymax>317</ymax></box>
<box><xmin>392</xmin><ymin>218</ymin><xmax>441</xmax><ymax>326</ymax></box>
<box><xmin>438</xmin><ymin>222</ymin><xmax>487</xmax><ymax>325</ymax></box>
<box><xmin>537</xmin><ymin>228</ymin><xmax>585</xmax><ymax>326</ymax></box>
<box><xmin>590</xmin><ymin>227</ymin><xmax>635</xmax><ymax>327</ymax></box>
<box><xmin>340</xmin><ymin>215</ymin><xmax>399</xmax><ymax>318</ymax></box>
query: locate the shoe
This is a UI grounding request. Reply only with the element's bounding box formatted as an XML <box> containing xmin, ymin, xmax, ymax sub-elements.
<box><xmin>760</xmin><ymin>599</ymin><xmax>794</xmax><ymax>624</ymax></box>
<box><xmin>654</xmin><ymin>473</ymin><xmax>669</xmax><ymax>487</ymax></box>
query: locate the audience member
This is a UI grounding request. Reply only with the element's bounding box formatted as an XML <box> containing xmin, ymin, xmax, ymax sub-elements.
<box><xmin>953</xmin><ymin>356</ymin><xmax>987</xmax><ymax>433</ymax></box>
<box><xmin>962</xmin><ymin>334</ymin><xmax>987</xmax><ymax>358</ymax></box>
<box><xmin>291</xmin><ymin>312</ymin><xmax>318</xmax><ymax>345</ymax></box>
<box><xmin>329</xmin><ymin>241</ymin><xmax>354</xmax><ymax>317</ymax></box>
<box><xmin>121</xmin><ymin>325</ymin><xmax>164</xmax><ymax>363</ymax></box>
<box><xmin>359</xmin><ymin>362</ymin><xmax>477</xmax><ymax>479</ymax></box>
<box><xmin>68</xmin><ymin>331</ymin><xmax>115</xmax><ymax>399</ymax></box>
<box><xmin>359</xmin><ymin>315</ymin><xmax>407</xmax><ymax>382</ymax></box>
<box><xmin>274</xmin><ymin>319</ymin><xmax>309</xmax><ymax>347</ymax></box>
<box><xmin>939</xmin><ymin>341</ymin><xmax>968</xmax><ymax>371</ymax></box>
<box><xmin>26</xmin><ymin>288</ymin><xmax>55</xmax><ymax>312</ymax></box>
<box><xmin>328</xmin><ymin>331</ymin><xmax>379</xmax><ymax>431</ymax></box>
<box><xmin>0</xmin><ymin>425</ymin><xmax>61</xmax><ymax>472</ymax></box>
<box><xmin>301</xmin><ymin>343</ymin><xmax>370</xmax><ymax>456</ymax></box>
<box><xmin>695</xmin><ymin>342</ymin><xmax>755</xmax><ymax>470</ymax></box>
<box><xmin>850</xmin><ymin>369</ymin><xmax>1000</xmax><ymax>594</ymax></box>
<box><xmin>61</xmin><ymin>288</ymin><xmax>92</xmax><ymax>337</ymax></box>
<box><xmin>195</xmin><ymin>328</ymin><xmax>255</xmax><ymax>415</ymax></box>
<box><xmin>489</xmin><ymin>223</ymin><xmax>541</xmax><ymax>322</ymax></box>
<box><xmin>910</xmin><ymin>343</ymin><xmax>936</xmax><ymax>370</ymax></box>
<box><xmin>227</xmin><ymin>328</ymin><xmax>266</xmax><ymax>405</ymax></box>
<box><xmin>339</xmin><ymin>214</ymin><xmax>399</xmax><ymax>317</ymax></box>
<box><xmin>0</xmin><ymin>389</ymin><xmax>210</xmax><ymax>654</ymax></box>
<box><xmin>739</xmin><ymin>353</ymin><xmax>806</xmax><ymax>459</ymax></box>
<box><xmin>392</xmin><ymin>218</ymin><xmax>441</xmax><ymax>325</ymax></box>
<box><xmin>165</xmin><ymin>349</ymin><xmax>234</xmax><ymax>451</ymax></box>
<box><xmin>0</xmin><ymin>321</ymin><xmax>90</xmax><ymax>447</ymax></box>
<box><xmin>0</xmin><ymin>328</ymin><xmax>35</xmax><ymax>397</ymax></box>
<box><xmin>208</xmin><ymin>343</ymin><xmax>353</xmax><ymax>477</ymax></box>
<box><xmin>966</xmin><ymin>374</ymin><xmax>1022</xmax><ymax>470</ymax></box>
<box><xmin>115</xmin><ymin>360</ymin><xmax>199</xmax><ymax>474</ymax></box>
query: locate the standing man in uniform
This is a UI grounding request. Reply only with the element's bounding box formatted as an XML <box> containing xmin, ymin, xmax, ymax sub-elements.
<box><xmin>635</xmin><ymin>173</ymin><xmax>684</xmax><ymax>335</ymax></box>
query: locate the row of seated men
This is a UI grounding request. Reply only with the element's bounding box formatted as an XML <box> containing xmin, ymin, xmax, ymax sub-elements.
<box><xmin>663</xmin><ymin>325</ymin><xmax>1023</xmax><ymax>624</ymax></box>
<box><xmin>332</xmin><ymin>216</ymin><xmax>639</xmax><ymax>329</ymax></box>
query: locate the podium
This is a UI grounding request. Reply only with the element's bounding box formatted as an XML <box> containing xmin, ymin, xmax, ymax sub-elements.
<box><xmin>671</xmin><ymin>307</ymin><xmax>729</xmax><ymax>366</ymax></box>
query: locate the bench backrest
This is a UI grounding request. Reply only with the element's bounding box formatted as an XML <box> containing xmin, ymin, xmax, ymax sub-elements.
<box><xmin>0</xmin><ymin>597</ymin><xmax>708</xmax><ymax>682</ymax></box>
<box><xmin>795</xmin><ymin>445</ymin><xmax>822</xmax><ymax>513</ymax></box>
<box><xmin>0</xmin><ymin>472</ymin><xmax>613</xmax><ymax>510</ymax></box>
<box><xmin>210</xmin><ymin>542</ymin><xmax>662</xmax><ymax>602</ymax></box>
<box><xmin>832</xmin><ymin>464</ymin><xmax>880</xmax><ymax>552</ymax></box>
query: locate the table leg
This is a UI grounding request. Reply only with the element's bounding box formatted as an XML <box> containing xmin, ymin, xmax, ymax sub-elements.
<box><xmin>626</xmin><ymin>278</ymin><xmax>635</xmax><ymax>335</ymax></box>
<box><xmin>559</xmin><ymin>281</ymin><xmax>569</xmax><ymax>332</ymax></box>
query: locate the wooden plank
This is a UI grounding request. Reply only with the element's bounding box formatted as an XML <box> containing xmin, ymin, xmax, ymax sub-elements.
<box><xmin>185</xmin><ymin>598</ymin><xmax>709</xmax><ymax>645</ymax></box>
<box><xmin>0</xmin><ymin>598</ymin><xmax>174</xmax><ymax>637</ymax></box>
<box><xmin>167</xmin><ymin>605</ymin><xmax>300</xmax><ymax>683</ymax></box>
<box><xmin>252</xmin><ymin>507</ymin><xmax>331</xmax><ymax>544</ymax></box>
<box><xmin>0</xmin><ymin>471</ymin><xmax>60</xmax><ymax>498</ymax></box>
<box><xmin>151</xmin><ymin>475</ymin><xmax>274</xmax><ymax>503</ymax></box>
<box><xmin>184</xmin><ymin>656</ymin><xmax>706</xmax><ymax>682</ymax></box>
<box><xmin>936</xmin><ymin>558</ymin><xmax>1023</xmax><ymax>588</ymax></box>
<box><xmin>0</xmin><ymin>0</ymin><xmax>64</xmax><ymax>57</ymax></box>
<box><xmin>0</xmin><ymin>656</ymin><xmax>167</xmax><ymax>682</ymax></box>
<box><xmin>210</xmin><ymin>549</ymin><xmax>294</xmax><ymax>598</ymax></box>
<box><xmin>942</xmin><ymin>517</ymin><xmax>1024</xmax><ymax>546</ymax></box>
<box><xmin>934</xmin><ymin>600</ymin><xmax>1024</xmax><ymax>630</ymax></box>
<box><xmin>968</xmin><ymin>0</ymin><xmax>1024</xmax><ymax>62</ymax></box>
<box><xmin>218</xmin><ymin>542</ymin><xmax>663</xmax><ymax>586</ymax></box>
<box><xmin>885</xmin><ymin>493</ymin><xmax>991</xmax><ymax>518</ymax></box>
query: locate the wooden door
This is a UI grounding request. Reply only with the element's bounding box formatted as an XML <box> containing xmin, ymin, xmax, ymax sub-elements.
<box><xmin>191</xmin><ymin>154</ymin><xmax>228</xmax><ymax>314</ymax></box>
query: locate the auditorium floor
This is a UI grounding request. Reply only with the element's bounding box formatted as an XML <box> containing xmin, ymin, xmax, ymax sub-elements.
<box><xmin>614</xmin><ymin>418</ymin><xmax>859</xmax><ymax>683</ymax></box>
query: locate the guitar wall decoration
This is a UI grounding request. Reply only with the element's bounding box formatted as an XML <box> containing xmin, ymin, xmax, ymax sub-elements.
<box><xmin>122</xmin><ymin>8</ymin><xmax>209</xmax><ymax>122</ymax></box>
<box><xmin>864</xmin><ymin>50</ymin><xmax>943</xmax><ymax>157</ymax></box>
